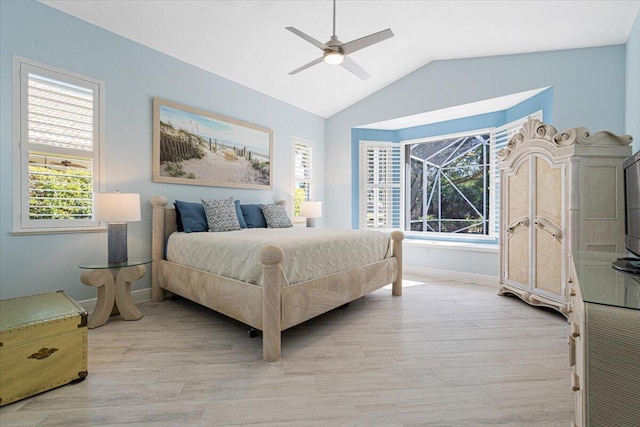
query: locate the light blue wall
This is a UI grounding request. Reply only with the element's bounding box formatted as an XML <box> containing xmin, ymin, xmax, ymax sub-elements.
<box><xmin>327</xmin><ymin>45</ymin><xmax>627</xmax><ymax>230</ymax></box>
<box><xmin>0</xmin><ymin>1</ymin><xmax>325</xmax><ymax>300</ymax></box>
<box><xmin>627</xmin><ymin>12</ymin><xmax>640</xmax><ymax>153</ymax></box>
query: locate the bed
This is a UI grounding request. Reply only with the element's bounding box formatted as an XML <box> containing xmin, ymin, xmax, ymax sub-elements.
<box><xmin>150</xmin><ymin>195</ymin><xmax>404</xmax><ymax>361</ymax></box>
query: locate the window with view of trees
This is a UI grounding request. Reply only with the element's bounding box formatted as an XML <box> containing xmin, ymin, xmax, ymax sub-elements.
<box><xmin>358</xmin><ymin>110</ymin><xmax>542</xmax><ymax>237</ymax></box>
<box><xmin>293</xmin><ymin>139</ymin><xmax>314</xmax><ymax>217</ymax></box>
<box><xmin>13</xmin><ymin>57</ymin><xmax>104</xmax><ymax>232</ymax></box>
<box><xmin>409</xmin><ymin>133</ymin><xmax>491</xmax><ymax>234</ymax></box>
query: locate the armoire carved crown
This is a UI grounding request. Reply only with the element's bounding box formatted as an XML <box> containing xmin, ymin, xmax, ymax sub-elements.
<box><xmin>498</xmin><ymin>118</ymin><xmax>633</xmax><ymax>162</ymax></box>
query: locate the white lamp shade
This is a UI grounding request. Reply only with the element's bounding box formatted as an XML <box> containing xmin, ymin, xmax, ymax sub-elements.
<box><xmin>93</xmin><ymin>192</ymin><xmax>141</xmax><ymax>222</ymax></box>
<box><xmin>300</xmin><ymin>201</ymin><xmax>322</xmax><ymax>218</ymax></box>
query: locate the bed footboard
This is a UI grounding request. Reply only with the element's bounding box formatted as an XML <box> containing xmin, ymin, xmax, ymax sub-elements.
<box><xmin>260</xmin><ymin>246</ymin><xmax>285</xmax><ymax>362</ymax></box>
<box><xmin>391</xmin><ymin>230</ymin><xmax>404</xmax><ymax>296</ymax></box>
<box><xmin>260</xmin><ymin>231</ymin><xmax>404</xmax><ymax>362</ymax></box>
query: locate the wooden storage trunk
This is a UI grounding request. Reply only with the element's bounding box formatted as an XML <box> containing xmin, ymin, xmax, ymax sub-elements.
<box><xmin>0</xmin><ymin>291</ymin><xmax>88</xmax><ymax>406</ymax></box>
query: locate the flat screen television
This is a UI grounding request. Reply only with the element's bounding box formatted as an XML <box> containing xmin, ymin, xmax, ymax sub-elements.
<box><xmin>612</xmin><ymin>151</ymin><xmax>640</xmax><ymax>274</ymax></box>
<box><xmin>625</xmin><ymin>151</ymin><xmax>640</xmax><ymax>258</ymax></box>
<box><xmin>613</xmin><ymin>151</ymin><xmax>640</xmax><ymax>274</ymax></box>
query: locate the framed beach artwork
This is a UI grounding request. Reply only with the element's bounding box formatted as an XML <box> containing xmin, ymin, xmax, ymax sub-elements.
<box><xmin>152</xmin><ymin>98</ymin><xmax>273</xmax><ymax>189</ymax></box>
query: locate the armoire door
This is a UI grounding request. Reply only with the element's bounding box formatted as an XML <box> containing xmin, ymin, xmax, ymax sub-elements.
<box><xmin>532</xmin><ymin>155</ymin><xmax>564</xmax><ymax>297</ymax></box>
<box><xmin>504</xmin><ymin>157</ymin><xmax>531</xmax><ymax>288</ymax></box>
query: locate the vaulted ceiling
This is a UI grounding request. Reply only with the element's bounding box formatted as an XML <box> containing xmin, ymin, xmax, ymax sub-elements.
<box><xmin>40</xmin><ymin>0</ymin><xmax>640</xmax><ymax>118</ymax></box>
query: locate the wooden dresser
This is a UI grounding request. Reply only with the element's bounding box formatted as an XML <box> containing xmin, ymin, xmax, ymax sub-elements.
<box><xmin>569</xmin><ymin>251</ymin><xmax>640</xmax><ymax>426</ymax></box>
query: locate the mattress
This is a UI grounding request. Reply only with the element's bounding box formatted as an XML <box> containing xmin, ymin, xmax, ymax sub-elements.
<box><xmin>165</xmin><ymin>227</ymin><xmax>392</xmax><ymax>286</ymax></box>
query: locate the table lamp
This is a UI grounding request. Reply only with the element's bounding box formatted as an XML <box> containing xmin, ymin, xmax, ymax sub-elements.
<box><xmin>300</xmin><ymin>201</ymin><xmax>322</xmax><ymax>228</ymax></box>
<box><xmin>93</xmin><ymin>191</ymin><xmax>141</xmax><ymax>264</ymax></box>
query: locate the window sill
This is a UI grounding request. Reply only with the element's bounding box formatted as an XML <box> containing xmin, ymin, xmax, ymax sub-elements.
<box><xmin>11</xmin><ymin>226</ymin><xmax>107</xmax><ymax>236</ymax></box>
<box><xmin>403</xmin><ymin>238</ymin><xmax>499</xmax><ymax>253</ymax></box>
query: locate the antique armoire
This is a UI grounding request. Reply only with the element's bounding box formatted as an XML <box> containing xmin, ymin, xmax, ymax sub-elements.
<box><xmin>497</xmin><ymin>118</ymin><xmax>632</xmax><ymax>317</ymax></box>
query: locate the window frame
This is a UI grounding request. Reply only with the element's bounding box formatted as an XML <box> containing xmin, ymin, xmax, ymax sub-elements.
<box><xmin>291</xmin><ymin>137</ymin><xmax>315</xmax><ymax>220</ymax></box>
<box><xmin>359</xmin><ymin>140</ymin><xmax>403</xmax><ymax>231</ymax></box>
<box><xmin>357</xmin><ymin>110</ymin><xmax>543</xmax><ymax>241</ymax></box>
<box><xmin>12</xmin><ymin>56</ymin><xmax>106</xmax><ymax>235</ymax></box>
<box><xmin>401</xmin><ymin>127</ymin><xmax>495</xmax><ymax>240</ymax></box>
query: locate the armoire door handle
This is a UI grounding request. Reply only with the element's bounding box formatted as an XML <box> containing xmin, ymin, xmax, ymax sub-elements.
<box><xmin>507</xmin><ymin>217</ymin><xmax>529</xmax><ymax>233</ymax></box>
<box><xmin>534</xmin><ymin>216</ymin><xmax>562</xmax><ymax>240</ymax></box>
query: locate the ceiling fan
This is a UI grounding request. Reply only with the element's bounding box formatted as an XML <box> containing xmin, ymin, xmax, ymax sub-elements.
<box><xmin>286</xmin><ymin>0</ymin><xmax>394</xmax><ymax>80</ymax></box>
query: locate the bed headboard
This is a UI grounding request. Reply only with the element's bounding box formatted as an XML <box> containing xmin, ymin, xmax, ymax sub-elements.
<box><xmin>149</xmin><ymin>195</ymin><xmax>287</xmax><ymax>301</ymax></box>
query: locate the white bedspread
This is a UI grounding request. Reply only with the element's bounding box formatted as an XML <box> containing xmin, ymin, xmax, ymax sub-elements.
<box><xmin>166</xmin><ymin>228</ymin><xmax>392</xmax><ymax>286</ymax></box>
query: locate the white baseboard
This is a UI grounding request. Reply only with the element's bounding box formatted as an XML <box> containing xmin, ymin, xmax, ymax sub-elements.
<box><xmin>76</xmin><ymin>288</ymin><xmax>152</xmax><ymax>313</ymax></box>
<box><xmin>403</xmin><ymin>265</ymin><xmax>499</xmax><ymax>287</ymax></box>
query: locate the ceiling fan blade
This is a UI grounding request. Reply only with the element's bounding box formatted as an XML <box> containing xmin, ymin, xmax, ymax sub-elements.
<box><xmin>340</xmin><ymin>56</ymin><xmax>370</xmax><ymax>80</ymax></box>
<box><xmin>285</xmin><ymin>27</ymin><xmax>328</xmax><ymax>51</ymax></box>
<box><xmin>288</xmin><ymin>57</ymin><xmax>324</xmax><ymax>75</ymax></box>
<box><xmin>341</xmin><ymin>28</ymin><xmax>394</xmax><ymax>55</ymax></box>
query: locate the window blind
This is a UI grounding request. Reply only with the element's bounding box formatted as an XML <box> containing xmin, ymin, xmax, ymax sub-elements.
<box><xmin>361</xmin><ymin>142</ymin><xmax>402</xmax><ymax>229</ymax></box>
<box><xmin>293</xmin><ymin>141</ymin><xmax>313</xmax><ymax>216</ymax></box>
<box><xmin>26</xmin><ymin>71</ymin><xmax>95</xmax><ymax>221</ymax></box>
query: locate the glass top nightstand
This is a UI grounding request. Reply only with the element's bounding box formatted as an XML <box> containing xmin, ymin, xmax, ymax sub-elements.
<box><xmin>79</xmin><ymin>258</ymin><xmax>152</xmax><ymax>328</ymax></box>
<box><xmin>79</xmin><ymin>259</ymin><xmax>152</xmax><ymax>270</ymax></box>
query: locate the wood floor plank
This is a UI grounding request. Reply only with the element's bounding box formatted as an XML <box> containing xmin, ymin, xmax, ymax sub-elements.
<box><xmin>0</xmin><ymin>277</ymin><xmax>573</xmax><ymax>426</ymax></box>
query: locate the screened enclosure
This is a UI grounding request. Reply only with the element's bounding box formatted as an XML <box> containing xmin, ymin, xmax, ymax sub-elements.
<box><xmin>408</xmin><ymin>133</ymin><xmax>491</xmax><ymax>234</ymax></box>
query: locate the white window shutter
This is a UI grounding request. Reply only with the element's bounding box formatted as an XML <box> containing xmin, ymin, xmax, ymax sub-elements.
<box><xmin>14</xmin><ymin>58</ymin><xmax>103</xmax><ymax>232</ymax></box>
<box><xmin>293</xmin><ymin>140</ymin><xmax>314</xmax><ymax>217</ymax></box>
<box><xmin>360</xmin><ymin>142</ymin><xmax>401</xmax><ymax>229</ymax></box>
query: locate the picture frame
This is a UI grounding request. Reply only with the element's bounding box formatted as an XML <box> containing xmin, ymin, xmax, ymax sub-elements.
<box><xmin>152</xmin><ymin>98</ymin><xmax>273</xmax><ymax>189</ymax></box>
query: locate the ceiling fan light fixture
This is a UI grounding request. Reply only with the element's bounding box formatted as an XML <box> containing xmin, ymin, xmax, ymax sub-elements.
<box><xmin>287</xmin><ymin>0</ymin><xmax>393</xmax><ymax>79</ymax></box>
<box><xmin>323</xmin><ymin>50</ymin><xmax>344</xmax><ymax>65</ymax></box>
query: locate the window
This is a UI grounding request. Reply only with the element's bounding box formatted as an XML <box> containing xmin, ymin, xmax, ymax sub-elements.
<box><xmin>13</xmin><ymin>57</ymin><xmax>104</xmax><ymax>233</ymax></box>
<box><xmin>408</xmin><ymin>132</ymin><xmax>491</xmax><ymax>234</ymax></box>
<box><xmin>358</xmin><ymin>111</ymin><xmax>542</xmax><ymax>237</ymax></box>
<box><xmin>292</xmin><ymin>139</ymin><xmax>314</xmax><ymax>217</ymax></box>
<box><xmin>360</xmin><ymin>141</ymin><xmax>402</xmax><ymax>229</ymax></box>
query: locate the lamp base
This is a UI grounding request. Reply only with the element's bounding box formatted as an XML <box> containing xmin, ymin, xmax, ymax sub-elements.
<box><xmin>107</xmin><ymin>223</ymin><xmax>128</xmax><ymax>264</ymax></box>
<box><xmin>306</xmin><ymin>218</ymin><xmax>316</xmax><ymax>228</ymax></box>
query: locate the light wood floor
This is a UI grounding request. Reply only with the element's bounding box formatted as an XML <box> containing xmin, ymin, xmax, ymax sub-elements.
<box><xmin>1</xmin><ymin>276</ymin><xmax>573</xmax><ymax>426</ymax></box>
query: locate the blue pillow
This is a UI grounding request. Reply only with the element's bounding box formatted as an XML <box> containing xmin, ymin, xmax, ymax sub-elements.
<box><xmin>174</xmin><ymin>202</ymin><xmax>185</xmax><ymax>232</ymax></box>
<box><xmin>240</xmin><ymin>204</ymin><xmax>267</xmax><ymax>228</ymax></box>
<box><xmin>234</xmin><ymin>200</ymin><xmax>248</xmax><ymax>229</ymax></box>
<box><xmin>174</xmin><ymin>200</ymin><xmax>208</xmax><ymax>233</ymax></box>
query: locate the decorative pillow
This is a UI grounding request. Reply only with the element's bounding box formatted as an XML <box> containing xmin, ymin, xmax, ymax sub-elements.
<box><xmin>240</xmin><ymin>204</ymin><xmax>267</xmax><ymax>228</ymax></box>
<box><xmin>261</xmin><ymin>204</ymin><xmax>293</xmax><ymax>228</ymax></box>
<box><xmin>201</xmin><ymin>197</ymin><xmax>241</xmax><ymax>232</ymax></box>
<box><xmin>174</xmin><ymin>203</ymin><xmax>184</xmax><ymax>232</ymax></box>
<box><xmin>174</xmin><ymin>200</ymin><xmax>208</xmax><ymax>233</ymax></box>
<box><xmin>234</xmin><ymin>200</ymin><xmax>248</xmax><ymax>229</ymax></box>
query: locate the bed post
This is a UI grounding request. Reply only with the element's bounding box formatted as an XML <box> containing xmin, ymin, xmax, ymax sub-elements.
<box><xmin>150</xmin><ymin>196</ymin><xmax>169</xmax><ymax>303</ymax></box>
<box><xmin>260</xmin><ymin>245</ymin><xmax>284</xmax><ymax>362</ymax></box>
<box><xmin>391</xmin><ymin>231</ymin><xmax>404</xmax><ymax>296</ymax></box>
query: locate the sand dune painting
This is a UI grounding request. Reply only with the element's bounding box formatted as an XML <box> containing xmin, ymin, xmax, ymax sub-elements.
<box><xmin>152</xmin><ymin>98</ymin><xmax>272</xmax><ymax>189</ymax></box>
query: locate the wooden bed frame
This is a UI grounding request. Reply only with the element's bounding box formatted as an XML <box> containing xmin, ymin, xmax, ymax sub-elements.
<box><xmin>150</xmin><ymin>196</ymin><xmax>404</xmax><ymax>361</ymax></box>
